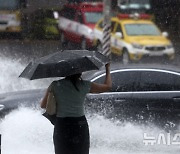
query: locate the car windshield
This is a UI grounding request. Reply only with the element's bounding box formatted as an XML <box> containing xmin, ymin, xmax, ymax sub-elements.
<box><xmin>0</xmin><ymin>0</ymin><xmax>19</xmax><ymax>10</ymax></box>
<box><xmin>119</xmin><ymin>0</ymin><xmax>151</xmax><ymax>9</ymax></box>
<box><xmin>129</xmin><ymin>0</ymin><xmax>150</xmax><ymax>5</ymax></box>
<box><xmin>125</xmin><ymin>24</ymin><xmax>161</xmax><ymax>36</ymax></box>
<box><xmin>84</xmin><ymin>12</ymin><xmax>103</xmax><ymax>24</ymax></box>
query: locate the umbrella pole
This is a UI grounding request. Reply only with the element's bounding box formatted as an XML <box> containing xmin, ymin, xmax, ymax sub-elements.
<box><xmin>102</xmin><ymin>0</ymin><xmax>112</xmax><ymax>60</ymax></box>
<box><xmin>0</xmin><ymin>134</ymin><xmax>1</xmax><ymax>154</ymax></box>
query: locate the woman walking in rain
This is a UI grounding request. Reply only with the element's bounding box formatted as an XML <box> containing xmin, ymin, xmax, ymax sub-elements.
<box><xmin>40</xmin><ymin>63</ymin><xmax>112</xmax><ymax>154</ymax></box>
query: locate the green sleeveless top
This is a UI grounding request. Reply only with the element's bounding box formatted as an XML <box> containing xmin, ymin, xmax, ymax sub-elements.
<box><xmin>49</xmin><ymin>79</ymin><xmax>91</xmax><ymax>117</ymax></box>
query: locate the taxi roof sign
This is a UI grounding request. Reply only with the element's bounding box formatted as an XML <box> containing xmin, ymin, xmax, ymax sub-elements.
<box><xmin>80</xmin><ymin>2</ymin><xmax>103</xmax><ymax>8</ymax></box>
<box><xmin>118</xmin><ymin>13</ymin><xmax>151</xmax><ymax>20</ymax></box>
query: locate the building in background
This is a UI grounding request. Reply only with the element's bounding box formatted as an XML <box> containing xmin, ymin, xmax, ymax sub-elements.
<box><xmin>0</xmin><ymin>0</ymin><xmax>66</xmax><ymax>38</ymax></box>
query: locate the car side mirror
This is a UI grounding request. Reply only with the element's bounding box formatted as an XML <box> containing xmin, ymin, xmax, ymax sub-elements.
<box><xmin>162</xmin><ymin>32</ymin><xmax>168</xmax><ymax>37</ymax></box>
<box><xmin>115</xmin><ymin>32</ymin><xmax>123</xmax><ymax>39</ymax></box>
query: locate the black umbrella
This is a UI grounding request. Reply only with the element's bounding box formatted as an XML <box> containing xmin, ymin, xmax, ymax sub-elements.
<box><xmin>19</xmin><ymin>50</ymin><xmax>109</xmax><ymax>80</ymax></box>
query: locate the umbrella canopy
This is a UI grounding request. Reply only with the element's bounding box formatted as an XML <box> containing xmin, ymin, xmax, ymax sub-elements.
<box><xmin>19</xmin><ymin>50</ymin><xmax>109</xmax><ymax>80</ymax></box>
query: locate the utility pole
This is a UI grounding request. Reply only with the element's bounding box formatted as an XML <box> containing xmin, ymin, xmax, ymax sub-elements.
<box><xmin>102</xmin><ymin>0</ymin><xmax>111</xmax><ymax>57</ymax></box>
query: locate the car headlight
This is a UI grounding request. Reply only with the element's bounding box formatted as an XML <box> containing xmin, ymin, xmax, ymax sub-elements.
<box><xmin>166</xmin><ymin>44</ymin><xmax>173</xmax><ymax>49</ymax></box>
<box><xmin>53</xmin><ymin>11</ymin><xmax>59</xmax><ymax>19</ymax></box>
<box><xmin>132</xmin><ymin>43</ymin><xmax>144</xmax><ymax>49</ymax></box>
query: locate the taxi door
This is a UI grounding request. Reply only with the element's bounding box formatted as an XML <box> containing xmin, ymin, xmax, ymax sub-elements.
<box><xmin>110</xmin><ymin>21</ymin><xmax>118</xmax><ymax>53</ymax></box>
<box><xmin>94</xmin><ymin>20</ymin><xmax>117</xmax><ymax>50</ymax></box>
<box><xmin>111</xmin><ymin>22</ymin><xmax>124</xmax><ymax>56</ymax></box>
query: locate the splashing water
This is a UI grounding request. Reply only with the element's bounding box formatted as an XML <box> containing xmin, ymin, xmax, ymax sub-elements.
<box><xmin>1</xmin><ymin>53</ymin><xmax>180</xmax><ymax>154</ymax></box>
<box><xmin>1</xmin><ymin>107</ymin><xmax>180</xmax><ymax>154</ymax></box>
<box><xmin>0</xmin><ymin>54</ymin><xmax>53</xmax><ymax>93</ymax></box>
<box><xmin>0</xmin><ymin>107</ymin><xmax>54</xmax><ymax>154</ymax></box>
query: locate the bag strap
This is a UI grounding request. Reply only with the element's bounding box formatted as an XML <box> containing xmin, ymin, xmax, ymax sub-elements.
<box><xmin>48</xmin><ymin>81</ymin><xmax>58</xmax><ymax>102</ymax></box>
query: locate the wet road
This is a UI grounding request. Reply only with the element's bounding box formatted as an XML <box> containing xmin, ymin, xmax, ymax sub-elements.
<box><xmin>0</xmin><ymin>39</ymin><xmax>180</xmax><ymax>66</ymax></box>
<box><xmin>0</xmin><ymin>40</ymin><xmax>61</xmax><ymax>62</ymax></box>
<box><xmin>1</xmin><ymin>39</ymin><xmax>180</xmax><ymax>154</ymax></box>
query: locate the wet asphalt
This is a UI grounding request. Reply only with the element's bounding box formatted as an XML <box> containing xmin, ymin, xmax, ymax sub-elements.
<box><xmin>0</xmin><ymin>39</ymin><xmax>180</xmax><ymax>66</ymax></box>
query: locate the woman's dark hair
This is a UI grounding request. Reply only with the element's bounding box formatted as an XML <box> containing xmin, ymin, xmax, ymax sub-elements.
<box><xmin>65</xmin><ymin>73</ymin><xmax>82</xmax><ymax>91</ymax></box>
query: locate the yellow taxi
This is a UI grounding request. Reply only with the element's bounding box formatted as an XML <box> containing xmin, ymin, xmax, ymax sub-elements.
<box><xmin>93</xmin><ymin>13</ymin><xmax>175</xmax><ymax>63</ymax></box>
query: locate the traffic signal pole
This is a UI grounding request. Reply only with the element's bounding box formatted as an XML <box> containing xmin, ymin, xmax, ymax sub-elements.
<box><xmin>102</xmin><ymin>0</ymin><xmax>111</xmax><ymax>57</ymax></box>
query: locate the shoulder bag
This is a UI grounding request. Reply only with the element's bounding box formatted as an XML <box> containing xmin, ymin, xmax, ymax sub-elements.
<box><xmin>42</xmin><ymin>92</ymin><xmax>57</xmax><ymax>125</ymax></box>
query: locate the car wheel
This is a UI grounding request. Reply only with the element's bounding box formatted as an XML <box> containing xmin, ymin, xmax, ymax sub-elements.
<box><xmin>122</xmin><ymin>49</ymin><xmax>130</xmax><ymax>64</ymax></box>
<box><xmin>81</xmin><ymin>37</ymin><xmax>86</xmax><ymax>50</ymax></box>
